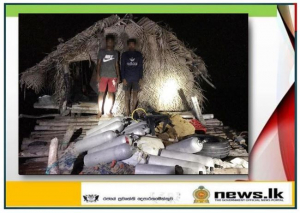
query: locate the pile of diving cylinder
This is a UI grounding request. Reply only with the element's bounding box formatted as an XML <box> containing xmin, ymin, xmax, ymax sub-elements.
<box><xmin>74</xmin><ymin>116</ymin><xmax>215</xmax><ymax>175</ymax></box>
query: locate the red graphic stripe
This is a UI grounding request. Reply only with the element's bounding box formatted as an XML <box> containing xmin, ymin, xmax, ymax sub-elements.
<box><xmin>250</xmin><ymin>84</ymin><xmax>295</xmax><ymax>181</ymax></box>
<box><xmin>277</xmin><ymin>85</ymin><xmax>295</xmax><ymax>181</ymax></box>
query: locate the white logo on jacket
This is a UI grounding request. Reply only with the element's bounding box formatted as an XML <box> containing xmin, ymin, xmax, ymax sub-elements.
<box><xmin>127</xmin><ymin>57</ymin><xmax>138</xmax><ymax>66</ymax></box>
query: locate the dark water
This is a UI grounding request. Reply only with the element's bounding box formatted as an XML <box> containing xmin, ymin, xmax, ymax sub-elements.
<box><xmin>19</xmin><ymin>14</ymin><xmax>248</xmax><ymax>133</ymax></box>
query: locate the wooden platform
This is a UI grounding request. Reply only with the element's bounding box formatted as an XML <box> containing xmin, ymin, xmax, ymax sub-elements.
<box><xmin>19</xmin><ymin>114</ymin><xmax>248</xmax><ymax>175</ymax></box>
<box><xmin>34</xmin><ymin>101</ymin><xmax>99</xmax><ymax>114</ymax></box>
<box><xmin>19</xmin><ymin>115</ymin><xmax>100</xmax><ymax>159</ymax></box>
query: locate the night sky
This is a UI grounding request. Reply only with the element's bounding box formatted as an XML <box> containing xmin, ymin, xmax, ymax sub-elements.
<box><xmin>19</xmin><ymin>14</ymin><xmax>248</xmax><ymax>131</ymax></box>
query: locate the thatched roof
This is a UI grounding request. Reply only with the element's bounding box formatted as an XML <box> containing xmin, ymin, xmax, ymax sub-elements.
<box><xmin>20</xmin><ymin>15</ymin><xmax>213</xmax><ymax>114</ymax></box>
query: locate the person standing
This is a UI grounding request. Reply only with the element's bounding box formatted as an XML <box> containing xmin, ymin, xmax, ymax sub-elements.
<box><xmin>121</xmin><ymin>39</ymin><xmax>143</xmax><ymax>116</ymax></box>
<box><xmin>96</xmin><ymin>34</ymin><xmax>120</xmax><ymax>118</ymax></box>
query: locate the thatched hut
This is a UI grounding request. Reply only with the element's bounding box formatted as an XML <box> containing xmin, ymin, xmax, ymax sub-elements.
<box><xmin>20</xmin><ymin>15</ymin><xmax>212</xmax><ymax>115</ymax></box>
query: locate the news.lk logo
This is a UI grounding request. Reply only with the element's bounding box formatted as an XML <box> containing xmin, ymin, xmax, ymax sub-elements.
<box><xmin>214</xmin><ymin>188</ymin><xmax>284</xmax><ymax>202</ymax></box>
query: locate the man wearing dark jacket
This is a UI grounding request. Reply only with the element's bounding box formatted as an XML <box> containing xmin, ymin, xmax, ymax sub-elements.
<box><xmin>121</xmin><ymin>39</ymin><xmax>143</xmax><ymax>116</ymax></box>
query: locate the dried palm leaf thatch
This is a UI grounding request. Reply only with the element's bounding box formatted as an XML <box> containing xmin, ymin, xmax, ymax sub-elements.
<box><xmin>20</xmin><ymin>70</ymin><xmax>47</xmax><ymax>93</ymax></box>
<box><xmin>53</xmin><ymin>63</ymin><xmax>65</xmax><ymax>104</ymax></box>
<box><xmin>20</xmin><ymin>15</ymin><xmax>120</xmax><ymax>93</ymax></box>
<box><xmin>20</xmin><ymin>15</ymin><xmax>212</xmax><ymax>115</ymax></box>
<box><xmin>113</xmin><ymin>17</ymin><xmax>209</xmax><ymax>114</ymax></box>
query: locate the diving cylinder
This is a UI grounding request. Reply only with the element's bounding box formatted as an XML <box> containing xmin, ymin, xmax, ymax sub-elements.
<box><xmin>97</xmin><ymin>116</ymin><xmax>124</xmax><ymax>126</ymax></box>
<box><xmin>166</xmin><ymin>137</ymin><xmax>203</xmax><ymax>153</ymax></box>
<box><xmin>160</xmin><ymin>149</ymin><xmax>214</xmax><ymax>170</ymax></box>
<box><xmin>75</xmin><ymin>130</ymin><xmax>117</xmax><ymax>153</ymax></box>
<box><xmin>135</xmin><ymin>164</ymin><xmax>176</xmax><ymax>174</ymax></box>
<box><xmin>125</xmin><ymin>121</ymin><xmax>147</xmax><ymax>129</ymax></box>
<box><xmin>88</xmin><ymin>135</ymin><xmax>132</xmax><ymax>154</ymax></box>
<box><xmin>87</xmin><ymin>116</ymin><xmax>123</xmax><ymax>136</ymax></box>
<box><xmin>148</xmin><ymin>155</ymin><xmax>206</xmax><ymax>174</ymax></box>
<box><xmin>86</xmin><ymin>121</ymin><xmax>124</xmax><ymax>138</ymax></box>
<box><xmin>84</xmin><ymin>143</ymin><xmax>133</xmax><ymax>167</ymax></box>
<box><xmin>122</xmin><ymin>122</ymin><xmax>148</xmax><ymax>134</ymax></box>
<box><xmin>130</xmin><ymin>127</ymin><xmax>150</xmax><ymax>135</ymax></box>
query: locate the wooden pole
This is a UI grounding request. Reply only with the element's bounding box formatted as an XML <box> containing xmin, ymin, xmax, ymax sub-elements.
<box><xmin>191</xmin><ymin>96</ymin><xmax>206</xmax><ymax>125</ymax></box>
<box><xmin>20</xmin><ymin>114</ymin><xmax>60</xmax><ymax>119</ymax></box>
<box><xmin>34</xmin><ymin>125</ymin><xmax>94</xmax><ymax>131</ymax></box>
<box><xmin>38</xmin><ymin>121</ymin><xmax>98</xmax><ymax>126</ymax></box>
<box><xmin>31</xmin><ymin>130</ymin><xmax>72</xmax><ymax>135</ymax></box>
<box><xmin>49</xmin><ymin>116</ymin><xmax>100</xmax><ymax>122</ymax></box>
<box><xmin>46</xmin><ymin>138</ymin><xmax>59</xmax><ymax>174</ymax></box>
<box><xmin>60</xmin><ymin>125</ymin><xmax>75</xmax><ymax>150</ymax></box>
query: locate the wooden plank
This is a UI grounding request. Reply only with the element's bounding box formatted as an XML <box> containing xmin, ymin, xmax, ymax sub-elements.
<box><xmin>34</xmin><ymin>103</ymin><xmax>59</xmax><ymax>109</ymax></box>
<box><xmin>71</xmin><ymin>110</ymin><xmax>98</xmax><ymax>114</ymax></box>
<box><xmin>31</xmin><ymin>130</ymin><xmax>87</xmax><ymax>135</ymax></box>
<box><xmin>47</xmin><ymin>138</ymin><xmax>59</xmax><ymax>174</ymax></box>
<box><xmin>203</xmin><ymin>114</ymin><xmax>214</xmax><ymax>120</ymax></box>
<box><xmin>19</xmin><ymin>161</ymin><xmax>47</xmax><ymax>175</ymax></box>
<box><xmin>31</xmin><ymin>133</ymin><xmax>86</xmax><ymax>138</ymax></box>
<box><xmin>71</xmin><ymin>106</ymin><xmax>98</xmax><ymax>111</ymax></box>
<box><xmin>20</xmin><ymin>114</ymin><xmax>60</xmax><ymax>119</ymax></box>
<box><xmin>33</xmin><ymin>102</ymin><xmax>99</xmax><ymax>113</ymax></box>
<box><xmin>60</xmin><ymin>126</ymin><xmax>76</xmax><ymax>150</ymax></box>
<box><xmin>53</xmin><ymin>116</ymin><xmax>99</xmax><ymax>122</ymax></box>
<box><xmin>228</xmin><ymin>149</ymin><xmax>248</xmax><ymax>157</ymax></box>
<box><xmin>206</xmin><ymin>130</ymin><xmax>225</xmax><ymax>134</ymax></box>
<box><xmin>72</xmin><ymin>102</ymin><xmax>98</xmax><ymax>107</ymax></box>
<box><xmin>31</xmin><ymin>133</ymin><xmax>66</xmax><ymax>138</ymax></box>
<box><xmin>29</xmin><ymin>136</ymin><xmax>64</xmax><ymax>141</ymax></box>
<box><xmin>38</xmin><ymin>121</ymin><xmax>98</xmax><ymax>126</ymax></box>
<box><xmin>37</xmin><ymin>119</ymin><xmax>98</xmax><ymax>124</ymax></box>
<box><xmin>34</xmin><ymin>125</ymin><xmax>94</xmax><ymax>131</ymax></box>
<box><xmin>31</xmin><ymin>131</ymin><xmax>66</xmax><ymax>135</ymax></box>
<box><xmin>25</xmin><ymin>157</ymin><xmax>49</xmax><ymax>163</ymax></box>
<box><xmin>70</xmin><ymin>102</ymin><xmax>98</xmax><ymax>113</ymax></box>
<box><xmin>19</xmin><ymin>150</ymin><xmax>64</xmax><ymax>158</ymax></box>
<box><xmin>21</xmin><ymin>137</ymin><xmax>82</xmax><ymax>150</ymax></box>
<box><xmin>22</xmin><ymin>138</ymin><xmax>52</xmax><ymax>145</ymax></box>
<box><xmin>212</xmin><ymin>168</ymin><xmax>248</xmax><ymax>174</ymax></box>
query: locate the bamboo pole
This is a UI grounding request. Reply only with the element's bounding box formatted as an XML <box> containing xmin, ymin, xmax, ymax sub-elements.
<box><xmin>38</xmin><ymin>121</ymin><xmax>98</xmax><ymax>126</ymax></box>
<box><xmin>39</xmin><ymin>121</ymin><xmax>97</xmax><ymax>126</ymax></box>
<box><xmin>37</xmin><ymin>119</ymin><xmax>98</xmax><ymax>124</ymax></box>
<box><xmin>46</xmin><ymin>138</ymin><xmax>59</xmax><ymax>174</ymax></box>
<box><xmin>20</xmin><ymin>114</ymin><xmax>60</xmax><ymax>119</ymax></box>
<box><xmin>31</xmin><ymin>133</ymin><xmax>66</xmax><ymax>138</ymax></box>
<box><xmin>19</xmin><ymin>150</ymin><xmax>64</xmax><ymax>158</ymax></box>
<box><xmin>30</xmin><ymin>133</ymin><xmax>86</xmax><ymax>138</ymax></box>
<box><xmin>53</xmin><ymin>116</ymin><xmax>99</xmax><ymax>122</ymax></box>
<box><xmin>31</xmin><ymin>130</ymin><xmax>86</xmax><ymax>135</ymax></box>
<box><xmin>70</xmin><ymin>110</ymin><xmax>98</xmax><ymax>114</ymax></box>
<box><xmin>60</xmin><ymin>125</ymin><xmax>75</xmax><ymax>150</ymax></box>
<box><xmin>34</xmin><ymin>125</ymin><xmax>94</xmax><ymax>131</ymax></box>
<box><xmin>21</xmin><ymin>137</ymin><xmax>83</xmax><ymax>150</ymax></box>
<box><xmin>33</xmin><ymin>104</ymin><xmax>59</xmax><ymax>109</ymax></box>
<box><xmin>22</xmin><ymin>138</ymin><xmax>51</xmax><ymax>144</ymax></box>
<box><xmin>191</xmin><ymin>96</ymin><xmax>206</xmax><ymax>125</ymax></box>
<box><xmin>29</xmin><ymin>136</ymin><xmax>64</xmax><ymax>141</ymax></box>
<box><xmin>212</xmin><ymin>168</ymin><xmax>248</xmax><ymax>174</ymax></box>
<box><xmin>29</xmin><ymin>135</ymin><xmax>83</xmax><ymax>142</ymax></box>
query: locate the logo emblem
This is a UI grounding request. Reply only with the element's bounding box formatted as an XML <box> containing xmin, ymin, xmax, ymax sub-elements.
<box><xmin>83</xmin><ymin>194</ymin><xmax>99</xmax><ymax>203</ymax></box>
<box><xmin>103</xmin><ymin>55</ymin><xmax>115</xmax><ymax>62</ymax></box>
<box><xmin>193</xmin><ymin>186</ymin><xmax>210</xmax><ymax>203</ymax></box>
<box><xmin>129</xmin><ymin>57</ymin><xmax>135</xmax><ymax>62</ymax></box>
